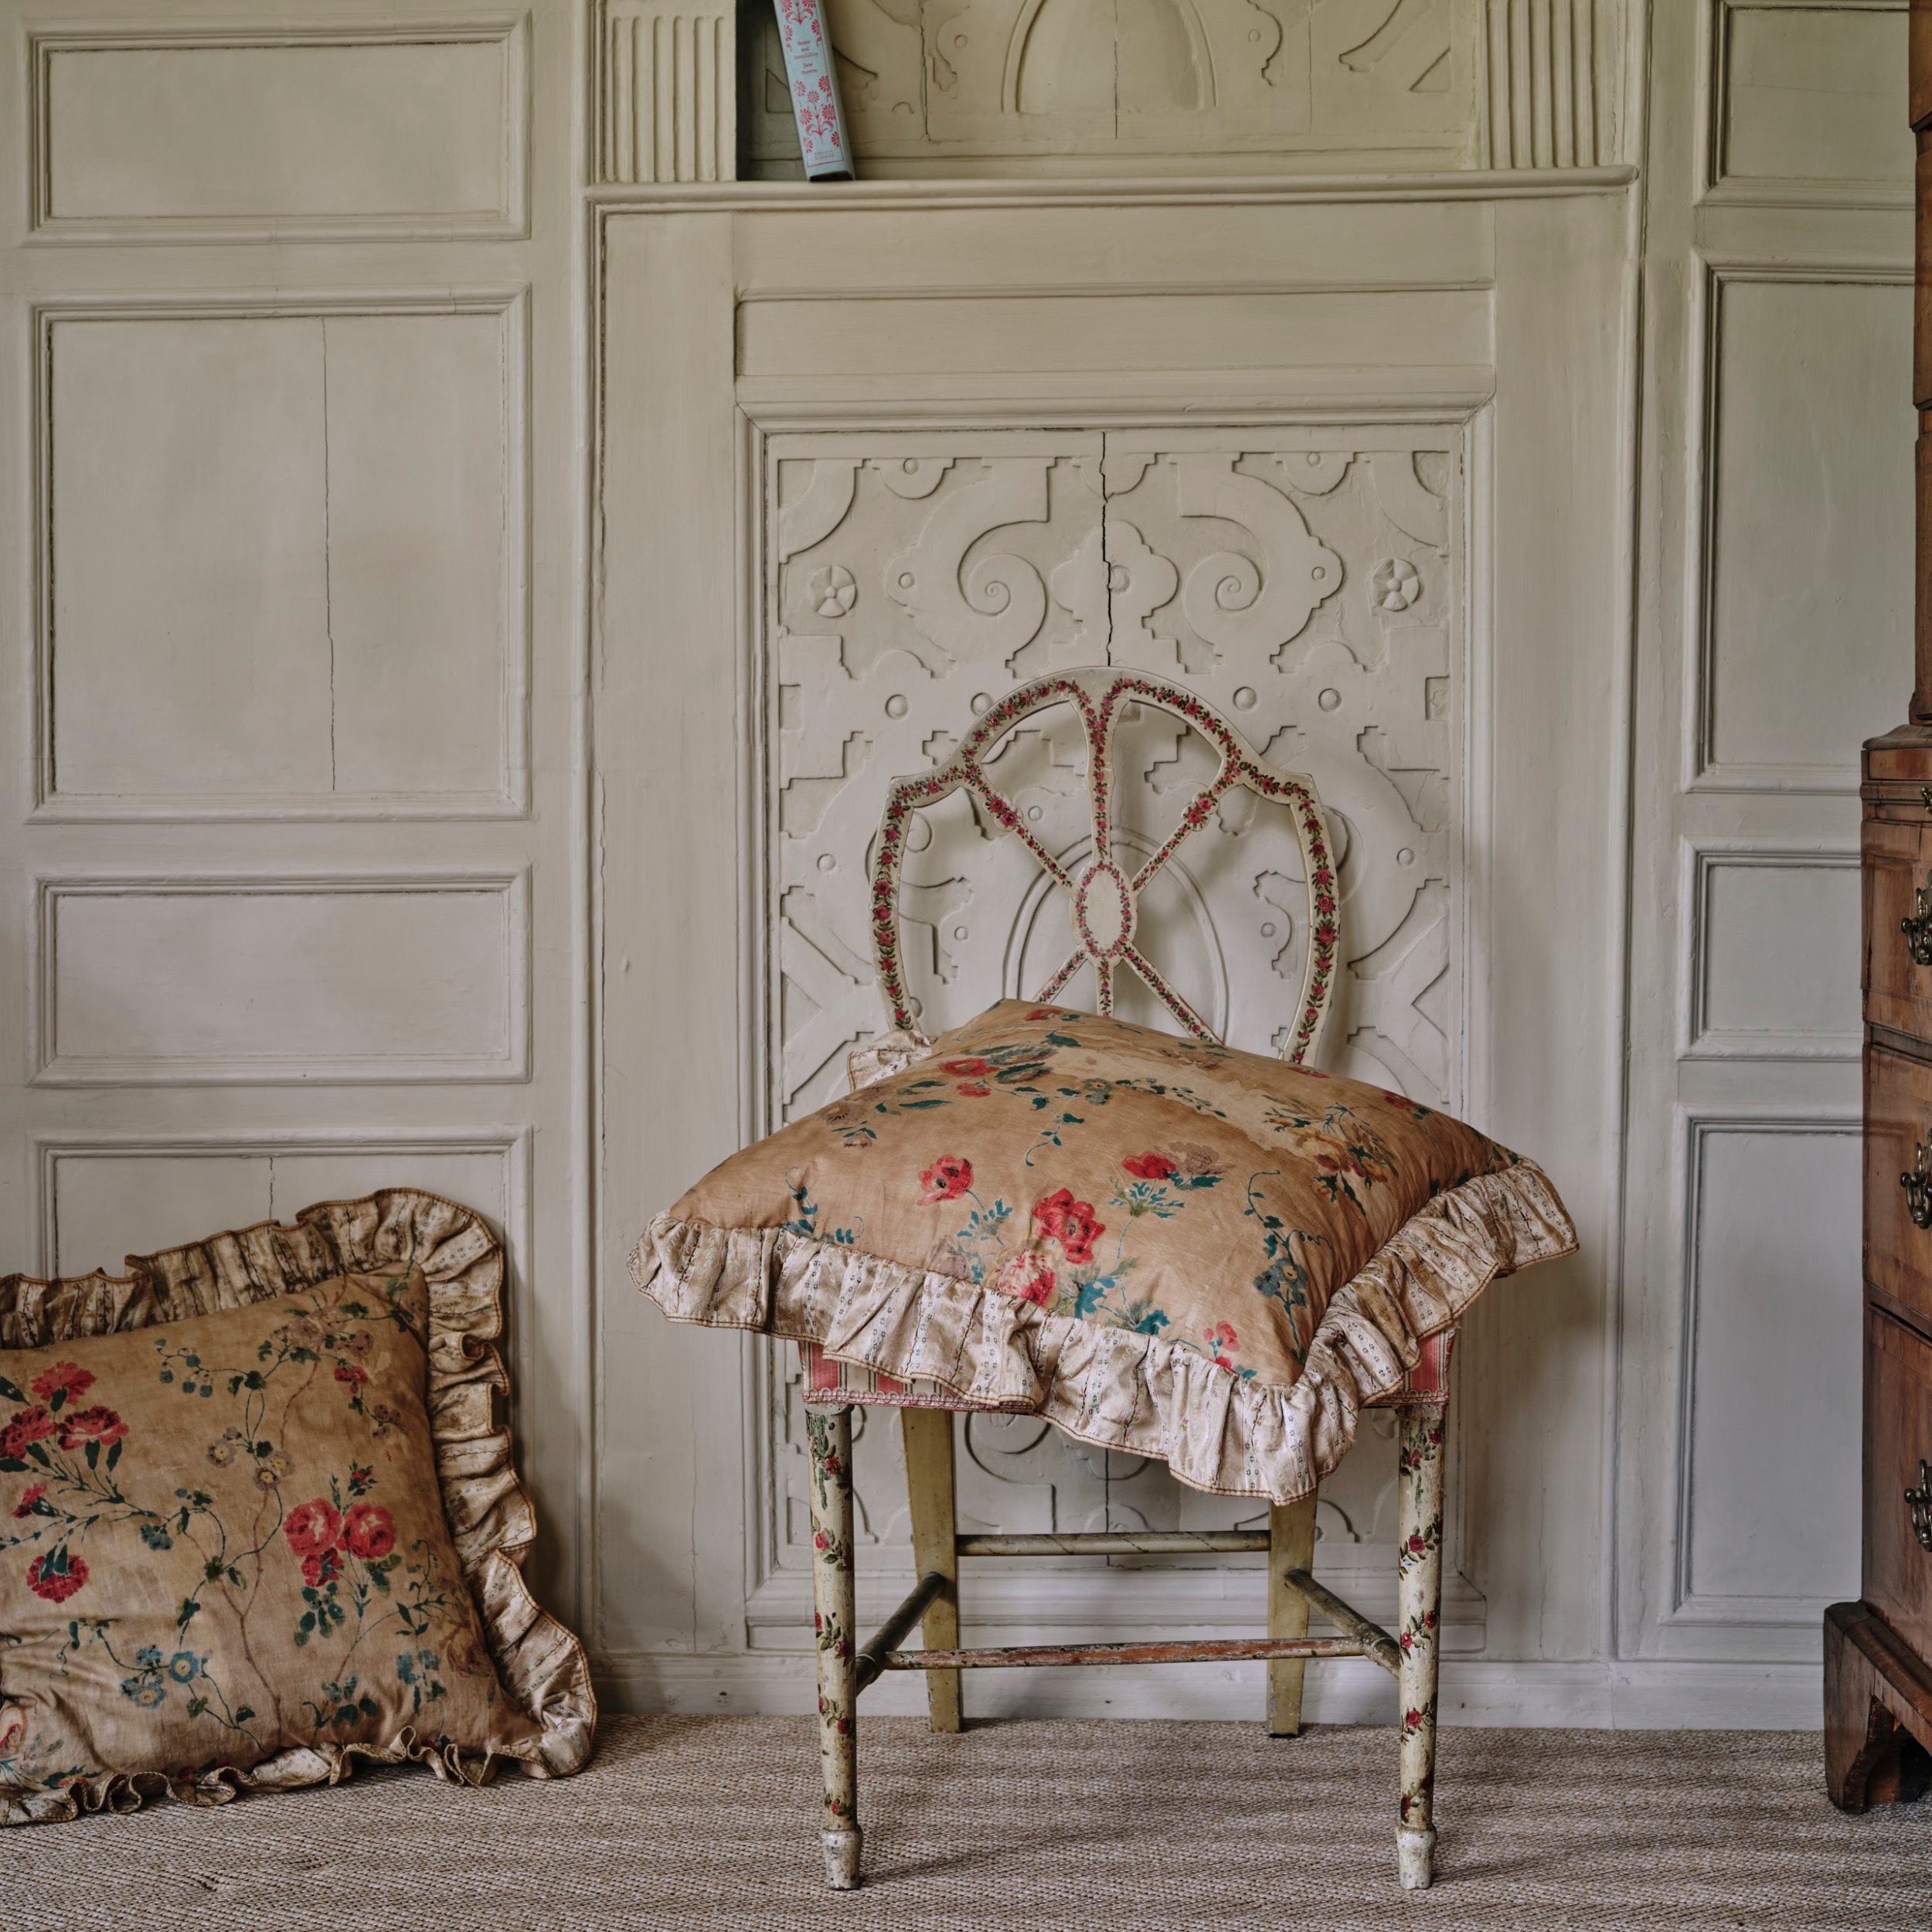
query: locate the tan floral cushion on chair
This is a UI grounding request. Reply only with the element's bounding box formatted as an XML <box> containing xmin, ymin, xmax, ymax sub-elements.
<box><xmin>632</xmin><ymin>1001</ymin><xmax>1577</xmax><ymax>1502</ymax></box>
<box><xmin>0</xmin><ymin>1192</ymin><xmax>594</xmax><ymax>1825</ymax></box>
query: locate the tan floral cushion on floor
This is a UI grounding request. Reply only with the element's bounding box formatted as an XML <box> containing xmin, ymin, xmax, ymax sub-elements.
<box><xmin>632</xmin><ymin>1001</ymin><xmax>1577</xmax><ymax>1502</ymax></box>
<box><xmin>0</xmin><ymin>1192</ymin><xmax>594</xmax><ymax>1825</ymax></box>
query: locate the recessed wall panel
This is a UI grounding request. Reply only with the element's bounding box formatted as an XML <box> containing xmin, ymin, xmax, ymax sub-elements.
<box><xmin>46</xmin><ymin>1145</ymin><xmax>513</xmax><ymax>1279</ymax></box>
<box><xmin>36</xmin><ymin>27</ymin><xmax>524</xmax><ymax>236</ymax></box>
<box><xmin>1682</xmin><ymin>1123</ymin><xmax>1861</xmax><ymax>1613</ymax></box>
<box><xmin>1719</xmin><ymin>4</ymin><xmax>1910</xmax><ymax>193</ymax></box>
<box><xmin>45</xmin><ymin>304</ymin><xmax>519</xmax><ymax>816</ymax></box>
<box><xmin>1702</xmin><ymin>276</ymin><xmax>1911</xmax><ymax>784</ymax></box>
<box><xmin>51</xmin><ymin>317</ymin><xmax>336</xmax><ymax>800</ymax></box>
<box><xmin>34</xmin><ymin>876</ymin><xmax>526</xmax><ymax>1084</ymax></box>
<box><xmin>51</xmin><ymin>1156</ymin><xmax>273</xmax><ymax>1281</ymax></box>
<box><xmin>738</xmin><ymin>291</ymin><xmax>1493</xmax><ymax>379</ymax></box>
<box><xmin>1692</xmin><ymin>852</ymin><xmax>1859</xmax><ymax>1053</ymax></box>
<box><xmin>318</xmin><ymin>313</ymin><xmax>513</xmax><ymax>797</ymax></box>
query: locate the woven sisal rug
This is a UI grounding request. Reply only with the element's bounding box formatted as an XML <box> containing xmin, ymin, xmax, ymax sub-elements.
<box><xmin>0</xmin><ymin>1715</ymin><xmax>1922</xmax><ymax>1929</ymax></box>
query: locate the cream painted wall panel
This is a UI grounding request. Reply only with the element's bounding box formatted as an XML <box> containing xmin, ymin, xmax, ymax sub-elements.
<box><xmin>594</xmin><ymin>212</ymin><xmax>749</xmax><ymax>1658</ymax></box>
<box><xmin>51</xmin><ymin>316</ymin><xmax>335</xmax><ymax>800</ymax></box>
<box><xmin>1680</xmin><ymin>1124</ymin><xmax>1861</xmax><ymax>1611</ymax></box>
<box><xmin>1619</xmin><ymin>0</ymin><xmax>1902</xmax><ymax>1681</ymax></box>
<box><xmin>732</xmin><ymin>199</ymin><xmax>1497</xmax><ymax>296</ymax></box>
<box><xmin>35</xmin><ymin>876</ymin><xmax>524</xmax><ymax>1083</ymax></box>
<box><xmin>1692</xmin><ymin>852</ymin><xmax>1860</xmax><ymax>1052</ymax></box>
<box><xmin>1718</xmin><ymin>2</ymin><xmax>1910</xmax><ymax>192</ymax></box>
<box><xmin>36</xmin><ymin>29</ymin><xmax>522</xmax><ymax>234</ymax></box>
<box><xmin>322</xmin><ymin>312</ymin><xmax>515</xmax><ymax>799</ymax></box>
<box><xmin>46</xmin><ymin>1148</ymin><xmax>513</xmax><ymax>1281</ymax></box>
<box><xmin>267</xmin><ymin>1151</ymin><xmax>510</xmax><ymax>1226</ymax></box>
<box><xmin>1702</xmin><ymin>276</ymin><xmax>1910</xmax><ymax>784</ymax></box>
<box><xmin>50</xmin><ymin>1155</ymin><xmax>271</xmax><ymax>1279</ymax></box>
<box><xmin>46</xmin><ymin>305</ymin><xmax>520</xmax><ymax>815</ymax></box>
<box><xmin>738</xmin><ymin>291</ymin><xmax>1494</xmax><ymax>379</ymax></box>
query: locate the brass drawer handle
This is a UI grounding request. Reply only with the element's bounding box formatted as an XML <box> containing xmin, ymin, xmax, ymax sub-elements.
<box><xmin>1902</xmin><ymin>1144</ymin><xmax>1932</xmax><ymax>1229</ymax></box>
<box><xmin>1906</xmin><ymin>880</ymin><xmax>1932</xmax><ymax>966</ymax></box>
<box><xmin>1909</xmin><ymin>1461</ymin><xmax>1932</xmax><ymax>1554</ymax></box>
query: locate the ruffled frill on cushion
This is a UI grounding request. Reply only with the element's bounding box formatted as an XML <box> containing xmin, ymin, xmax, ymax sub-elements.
<box><xmin>630</xmin><ymin>1161</ymin><xmax>1577</xmax><ymax>1505</ymax></box>
<box><xmin>0</xmin><ymin>1189</ymin><xmax>595</xmax><ymax>1825</ymax></box>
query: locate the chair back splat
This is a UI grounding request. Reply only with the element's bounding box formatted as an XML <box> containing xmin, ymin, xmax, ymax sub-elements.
<box><xmin>867</xmin><ymin>667</ymin><xmax>1338</xmax><ymax>1063</ymax></box>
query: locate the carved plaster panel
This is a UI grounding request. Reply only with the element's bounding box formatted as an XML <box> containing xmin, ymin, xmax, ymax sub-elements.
<box><xmin>590</xmin><ymin>0</ymin><xmax>1628</xmax><ymax>179</ymax></box>
<box><xmin>746</xmin><ymin>0</ymin><xmax>1492</xmax><ymax>172</ymax></box>
<box><xmin>760</xmin><ymin>426</ymin><xmax>1461</xmax><ymax>1580</ymax></box>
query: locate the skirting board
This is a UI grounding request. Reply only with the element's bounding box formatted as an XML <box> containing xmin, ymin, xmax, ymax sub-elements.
<box><xmin>594</xmin><ymin>1655</ymin><xmax>1821</xmax><ymax>1730</ymax></box>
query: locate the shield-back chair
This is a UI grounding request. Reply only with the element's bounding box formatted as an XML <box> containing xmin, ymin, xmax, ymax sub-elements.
<box><xmin>795</xmin><ymin>668</ymin><xmax>1453</xmax><ymax>1892</ymax></box>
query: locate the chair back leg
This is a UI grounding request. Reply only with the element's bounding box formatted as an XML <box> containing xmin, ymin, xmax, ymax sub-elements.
<box><xmin>1396</xmin><ymin>1407</ymin><xmax>1447</xmax><ymax>1889</ymax></box>
<box><xmin>900</xmin><ymin>1406</ymin><xmax>964</xmax><ymax>1732</ymax></box>
<box><xmin>807</xmin><ymin>1406</ymin><xmax>862</xmax><ymax>1888</ymax></box>
<box><xmin>1266</xmin><ymin>1492</ymin><xmax>1318</xmax><ymax>1735</ymax></box>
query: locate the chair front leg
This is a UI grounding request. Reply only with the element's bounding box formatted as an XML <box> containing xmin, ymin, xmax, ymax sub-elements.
<box><xmin>1266</xmin><ymin>1492</ymin><xmax>1318</xmax><ymax>1736</ymax></box>
<box><xmin>808</xmin><ymin>1406</ymin><xmax>862</xmax><ymax>1889</ymax></box>
<box><xmin>1396</xmin><ymin>1406</ymin><xmax>1446</xmax><ymax>1890</ymax></box>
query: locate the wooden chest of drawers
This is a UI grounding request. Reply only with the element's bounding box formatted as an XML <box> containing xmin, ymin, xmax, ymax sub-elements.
<box><xmin>1825</xmin><ymin>726</ymin><xmax>1932</xmax><ymax>1808</ymax></box>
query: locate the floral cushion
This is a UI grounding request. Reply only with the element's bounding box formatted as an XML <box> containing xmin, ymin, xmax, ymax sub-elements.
<box><xmin>0</xmin><ymin>1192</ymin><xmax>595</xmax><ymax>1825</ymax></box>
<box><xmin>632</xmin><ymin>1001</ymin><xmax>1577</xmax><ymax>1502</ymax></box>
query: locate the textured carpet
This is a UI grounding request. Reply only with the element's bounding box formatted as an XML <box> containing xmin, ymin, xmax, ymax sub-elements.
<box><xmin>0</xmin><ymin>1716</ymin><xmax>1923</xmax><ymax>1929</ymax></box>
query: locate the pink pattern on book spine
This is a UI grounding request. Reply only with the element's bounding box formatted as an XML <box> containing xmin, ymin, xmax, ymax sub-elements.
<box><xmin>773</xmin><ymin>0</ymin><xmax>851</xmax><ymax>179</ymax></box>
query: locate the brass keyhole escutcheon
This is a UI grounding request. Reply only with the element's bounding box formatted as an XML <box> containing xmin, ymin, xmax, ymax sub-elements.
<box><xmin>1902</xmin><ymin>1144</ymin><xmax>1932</xmax><ymax>1230</ymax></box>
<box><xmin>1908</xmin><ymin>1461</ymin><xmax>1932</xmax><ymax>1554</ymax></box>
<box><xmin>1905</xmin><ymin>877</ymin><xmax>1932</xmax><ymax>967</ymax></box>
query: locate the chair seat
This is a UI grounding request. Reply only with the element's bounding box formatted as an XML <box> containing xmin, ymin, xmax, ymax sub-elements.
<box><xmin>634</xmin><ymin>1001</ymin><xmax>1571</xmax><ymax>1504</ymax></box>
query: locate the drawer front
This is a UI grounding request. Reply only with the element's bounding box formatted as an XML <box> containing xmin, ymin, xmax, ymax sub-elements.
<box><xmin>1866</xmin><ymin>815</ymin><xmax>1932</xmax><ymax>1037</ymax></box>
<box><xmin>1866</xmin><ymin>728</ymin><xmax>1932</xmax><ymax>803</ymax></box>
<box><xmin>1866</xmin><ymin>1308</ymin><xmax>1932</xmax><ymax>1658</ymax></box>
<box><xmin>1866</xmin><ymin>1046</ymin><xmax>1932</xmax><ymax>1332</ymax></box>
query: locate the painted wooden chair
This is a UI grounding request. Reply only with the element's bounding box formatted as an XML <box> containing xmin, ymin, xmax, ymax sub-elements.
<box><xmin>798</xmin><ymin>667</ymin><xmax>1454</xmax><ymax>1892</ymax></box>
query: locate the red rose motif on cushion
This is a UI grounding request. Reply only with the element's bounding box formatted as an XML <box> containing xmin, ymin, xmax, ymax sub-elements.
<box><xmin>55</xmin><ymin>1406</ymin><xmax>125</xmax><ymax>1452</ymax></box>
<box><xmin>920</xmin><ymin>1156</ymin><xmax>974</xmax><ymax>1204</ymax></box>
<box><xmin>285</xmin><ymin>1498</ymin><xmax>342</xmax><ymax>1558</ymax></box>
<box><xmin>301</xmin><ymin>1547</ymin><xmax>345</xmax><ymax>1590</ymax></box>
<box><xmin>1032</xmin><ymin>1189</ymin><xmax>1104</xmax><ymax>1265</ymax></box>
<box><xmin>333</xmin><ymin>1362</ymin><xmax>370</xmax><ymax>1390</ymax></box>
<box><xmin>992</xmin><ymin>1253</ymin><xmax>1056</xmax><ymax>1307</ymax></box>
<box><xmin>956</xmin><ymin>1082</ymin><xmax>992</xmax><ymax>1097</ymax></box>
<box><xmin>1121</xmin><ymin>1152</ymin><xmax>1177</xmax><ymax>1181</ymax></box>
<box><xmin>0</xmin><ymin>1408</ymin><xmax>58</xmax><ymax>1460</ymax></box>
<box><xmin>26</xmin><ymin>1553</ymin><xmax>86</xmax><ymax>1604</ymax></box>
<box><xmin>342</xmin><ymin>1503</ymin><xmax>396</xmax><ymax>1562</ymax></box>
<box><xmin>29</xmin><ymin>1362</ymin><xmax>94</xmax><ymax>1407</ymax></box>
<box><xmin>939</xmin><ymin>1058</ymin><xmax>991</xmax><ymax>1077</ymax></box>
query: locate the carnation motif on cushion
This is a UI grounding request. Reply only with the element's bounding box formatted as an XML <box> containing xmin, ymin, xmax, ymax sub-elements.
<box><xmin>631</xmin><ymin>1002</ymin><xmax>1577</xmax><ymax>1503</ymax></box>
<box><xmin>0</xmin><ymin>1192</ymin><xmax>594</xmax><ymax>1825</ymax></box>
